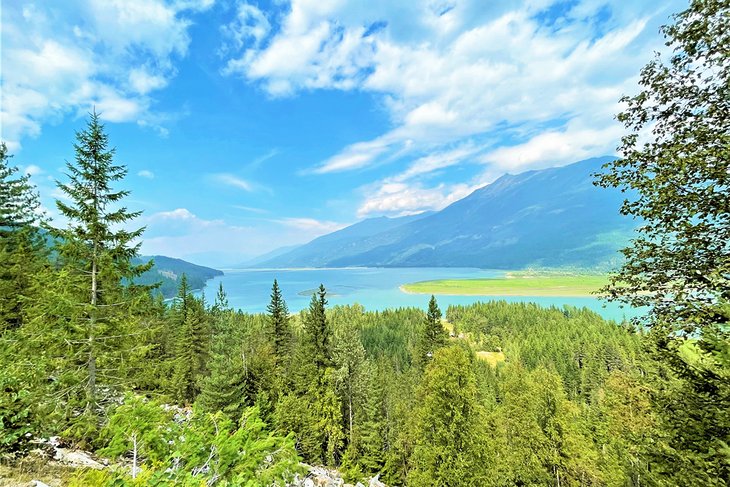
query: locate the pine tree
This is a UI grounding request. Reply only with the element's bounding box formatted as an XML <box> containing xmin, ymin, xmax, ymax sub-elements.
<box><xmin>0</xmin><ymin>142</ymin><xmax>46</xmax><ymax>331</ymax></box>
<box><xmin>198</xmin><ymin>286</ymin><xmax>250</xmax><ymax>420</ymax></box>
<box><xmin>356</xmin><ymin>361</ymin><xmax>386</xmax><ymax>475</ymax></box>
<box><xmin>304</xmin><ymin>284</ymin><xmax>331</xmax><ymax>371</ymax></box>
<box><xmin>267</xmin><ymin>279</ymin><xmax>290</xmax><ymax>365</ymax></box>
<box><xmin>27</xmin><ymin>111</ymin><xmax>151</xmax><ymax>442</ymax></box>
<box><xmin>0</xmin><ymin>142</ymin><xmax>41</xmax><ymax>232</ymax></box>
<box><xmin>170</xmin><ymin>277</ymin><xmax>210</xmax><ymax>405</ymax></box>
<box><xmin>415</xmin><ymin>295</ymin><xmax>447</xmax><ymax>368</ymax></box>
<box><xmin>333</xmin><ymin>317</ymin><xmax>367</xmax><ymax>448</ymax></box>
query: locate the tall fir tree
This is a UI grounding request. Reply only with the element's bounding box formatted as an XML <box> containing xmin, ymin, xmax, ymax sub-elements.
<box><xmin>304</xmin><ymin>284</ymin><xmax>331</xmax><ymax>371</ymax></box>
<box><xmin>408</xmin><ymin>345</ymin><xmax>488</xmax><ymax>486</ymax></box>
<box><xmin>267</xmin><ymin>279</ymin><xmax>290</xmax><ymax>365</ymax></box>
<box><xmin>415</xmin><ymin>295</ymin><xmax>447</xmax><ymax>368</ymax></box>
<box><xmin>170</xmin><ymin>275</ymin><xmax>211</xmax><ymax>405</ymax></box>
<box><xmin>27</xmin><ymin>111</ymin><xmax>151</xmax><ymax>443</ymax></box>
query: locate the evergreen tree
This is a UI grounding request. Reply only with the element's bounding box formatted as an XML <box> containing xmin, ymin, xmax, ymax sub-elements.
<box><xmin>170</xmin><ymin>277</ymin><xmax>210</xmax><ymax>405</ymax></box>
<box><xmin>0</xmin><ymin>142</ymin><xmax>46</xmax><ymax>331</ymax></box>
<box><xmin>355</xmin><ymin>360</ymin><xmax>386</xmax><ymax>475</ymax></box>
<box><xmin>198</xmin><ymin>287</ymin><xmax>250</xmax><ymax>420</ymax></box>
<box><xmin>595</xmin><ymin>1</ymin><xmax>730</xmax><ymax>482</ymax></box>
<box><xmin>267</xmin><ymin>279</ymin><xmax>290</xmax><ymax>365</ymax></box>
<box><xmin>0</xmin><ymin>142</ymin><xmax>41</xmax><ymax>232</ymax></box>
<box><xmin>25</xmin><ymin>111</ymin><xmax>151</xmax><ymax>443</ymax></box>
<box><xmin>408</xmin><ymin>345</ymin><xmax>487</xmax><ymax>486</ymax></box>
<box><xmin>415</xmin><ymin>295</ymin><xmax>447</xmax><ymax>368</ymax></box>
<box><xmin>333</xmin><ymin>316</ymin><xmax>367</xmax><ymax>448</ymax></box>
<box><xmin>304</xmin><ymin>284</ymin><xmax>331</xmax><ymax>371</ymax></box>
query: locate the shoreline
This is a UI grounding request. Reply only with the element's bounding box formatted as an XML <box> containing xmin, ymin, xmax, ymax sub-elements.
<box><xmin>399</xmin><ymin>284</ymin><xmax>599</xmax><ymax>298</ymax></box>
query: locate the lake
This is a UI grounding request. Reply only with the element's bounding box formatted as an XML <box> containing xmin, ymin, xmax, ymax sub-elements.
<box><xmin>197</xmin><ymin>267</ymin><xmax>639</xmax><ymax>323</ymax></box>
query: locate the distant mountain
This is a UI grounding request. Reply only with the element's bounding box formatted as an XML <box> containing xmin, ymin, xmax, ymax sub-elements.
<box><xmin>133</xmin><ymin>255</ymin><xmax>223</xmax><ymax>298</ymax></box>
<box><xmin>238</xmin><ymin>244</ymin><xmax>303</xmax><ymax>267</ymax></box>
<box><xmin>260</xmin><ymin>157</ymin><xmax>636</xmax><ymax>270</ymax></box>
<box><xmin>256</xmin><ymin>212</ymin><xmax>434</xmax><ymax>268</ymax></box>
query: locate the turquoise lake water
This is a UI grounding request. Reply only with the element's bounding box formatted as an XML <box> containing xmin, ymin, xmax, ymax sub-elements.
<box><xmin>197</xmin><ymin>267</ymin><xmax>638</xmax><ymax>323</ymax></box>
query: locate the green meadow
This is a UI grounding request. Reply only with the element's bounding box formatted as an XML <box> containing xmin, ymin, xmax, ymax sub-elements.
<box><xmin>401</xmin><ymin>271</ymin><xmax>608</xmax><ymax>297</ymax></box>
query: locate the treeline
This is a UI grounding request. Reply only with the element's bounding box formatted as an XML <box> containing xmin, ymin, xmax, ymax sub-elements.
<box><xmin>0</xmin><ymin>119</ymin><xmax>658</xmax><ymax>485</ymax></box>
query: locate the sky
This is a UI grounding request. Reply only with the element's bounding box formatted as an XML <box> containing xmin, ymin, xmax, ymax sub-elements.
<box><xmin>1</xmin><ymin>0</ymin><xmax>685</xmax><ymax>266</ymax></box>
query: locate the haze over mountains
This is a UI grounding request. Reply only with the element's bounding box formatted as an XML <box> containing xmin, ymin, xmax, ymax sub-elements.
<box><xmin>255</xmin><ymin>157</ymin><xmax>637</xmax><ymax>270</ymax></box>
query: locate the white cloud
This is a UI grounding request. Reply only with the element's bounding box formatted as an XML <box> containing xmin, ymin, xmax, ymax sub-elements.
<box><xmin>210</xmin><ymin>173</ymin><xmax>254</xmax><ymax>191</ymax></box>
<box><xmin>149</xmin><ymin>208</ymin><xmax>206</xmax><ymax>222</ymax></box>
<box><xmin>23</xmin><ymin>164</ymin><xmax>44</xmax><ymax>177</ymax></box>
<box><xmin>0</xmin><ymin>0</ymin><xmax>212</xmax><ymax>149</ymax></box>
<box><xmin>220</xmin><ymin>0</ymin><xmax>684</xmax><ymax>212</ymax></box>
<box><xmin>357</xmin><ymin>181</ymin><xmax>479</xmax><ymax>218</ymax></box>
<box><xmin>137</xmin><ymin>169</ymin><xmax>155</xmax><ymax>179</ymax></box>
<box><xmin>275</xmin><ymin>217</ymin><xmax>348</xmax><ymax>234</ymax></box>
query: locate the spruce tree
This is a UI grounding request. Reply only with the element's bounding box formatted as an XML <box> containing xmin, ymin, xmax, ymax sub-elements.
<box><xmin>267</xmin><ymin>279</ymin><xmax>290</xmax><ymax>364</ymax></box>
<box><xmin>304</xmin><ymin>284</ymin><xmax>331</xmax><ymax>371</ymax></box>
<box><xmin>0</xmin><ymin>142</ymin><xmax>46</xmax><ymax>331</ymax></box>
<box><xmin>170</xmin><ymin>276</ymin><xmax>210</xmax><ymax>405</ymax></box>
<box><xmin>415</xmin><ymin>295</ymin><xmax>447</xmax><ymax>368</ymax></box>
<box><xmin>0</xmin><ymin>142</ymin><xmax>42</xmax><ymax>232</ymax></box>
<box><xmin>28</xmin><ymin>111</ymin><xmax>150</xmax><ymax>442</ymax></box>
<box><xmin>199</xmin><ymin>284</ymin><xmax>250</xmax><ymax>420</ymax></box>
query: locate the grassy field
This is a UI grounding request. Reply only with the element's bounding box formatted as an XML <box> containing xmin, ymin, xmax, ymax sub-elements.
<box><xmin>401</xmin><ymin>271</ymin><xmax>608</xmax><ymax>297</ymax></box>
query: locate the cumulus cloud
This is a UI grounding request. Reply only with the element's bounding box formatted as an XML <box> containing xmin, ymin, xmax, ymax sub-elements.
<box><xmin>137</xmin><ymin>169</ymin><xmax>155</xmax><ymax>179</ymax></box>
<box><xmin>357</xmin><ymin>181</ymin><xmax>479</xmax><ymax>218</ymax></box>
<box><xmin>220</xmin><ymin>0</ymin><xmax>684</xmax><ymax>216</ymax></box>
<box><xmin>0</xmin><ymin>0</ymin><xmax>212</xmax><ymax>150</ymax></box>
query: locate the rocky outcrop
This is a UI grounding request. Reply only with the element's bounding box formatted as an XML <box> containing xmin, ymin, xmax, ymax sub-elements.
<box><xmin>289</xmin><ymin>465</ymin><xmax>388</xmax><ymax>487</ymax></box>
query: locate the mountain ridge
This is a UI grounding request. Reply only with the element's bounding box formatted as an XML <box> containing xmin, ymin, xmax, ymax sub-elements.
<box><xmin>259</xmin><ymin>157</ymin><xmax>635</xmax><ymax>269</ymax></box>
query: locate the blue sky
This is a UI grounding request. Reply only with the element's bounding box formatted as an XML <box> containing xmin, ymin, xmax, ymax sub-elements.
<box><xmin>1</xmin><ymin>0</ymin><xmax>684</xmax><ymax>266</ymax></box>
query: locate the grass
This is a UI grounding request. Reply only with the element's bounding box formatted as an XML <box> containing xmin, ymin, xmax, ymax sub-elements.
<box><xmin>476</xmin><ymin>350</ymin><xmax>506</xmax><ymax>367</ymax></box>
<box><xmin>401</xmin><ymin>271</ymin><xmax>608</xmax><ymax>297</ymax></box>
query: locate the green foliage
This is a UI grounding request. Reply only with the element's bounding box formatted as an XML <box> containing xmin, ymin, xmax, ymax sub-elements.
<box><xmin>99</xmin><ymin>395</ymin><xmax>173</xmax><ymax>465</ymax></box>
<box><xmin>78</xmin><ymin>402</ymin><xmax>302</xmax><ymax>486</ymax></box>
<box><xmin>414</xmin><ymin>295</ymin><xmax>447</xmax><ymax>369</ymax></box>
<box><xmin>0</xmin><ymin>142</ymin><xmax>46</xmax><ymax>331</ymax></box>
<box><xmin>408</xmin><ymin>345</ymin><xmax>488</xmax><ymax>486</ymax></box>
<box><xmin>268</xmin><ymin>279</ymin><xmax>291</xmax><ymax>363</ymax></box>
<box><xmin>595</xmin><ymin>1</ymin><xmax>730</xmax><ymax>483</ymax></box>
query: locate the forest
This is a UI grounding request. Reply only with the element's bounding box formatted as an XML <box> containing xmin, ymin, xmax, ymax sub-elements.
<box><xmin>1</xmin><ymin>1</ymin><xmax>728</xmax><ymax>485</ymax></box>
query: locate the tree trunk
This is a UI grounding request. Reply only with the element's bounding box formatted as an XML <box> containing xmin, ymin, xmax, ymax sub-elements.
<box><xmin>87</xmin><ymin>251</ymin><xmax>98</xmax><ymax>411</ymax></box>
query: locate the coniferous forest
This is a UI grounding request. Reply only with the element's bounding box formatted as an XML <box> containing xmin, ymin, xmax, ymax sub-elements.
<box><xmin>1</xmin><ymin>1</ymin><xmax>728</xmax><ymax>486</ymax></box>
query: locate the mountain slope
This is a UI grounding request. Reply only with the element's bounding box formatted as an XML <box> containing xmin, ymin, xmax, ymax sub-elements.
<box><xmin>262</xmin><ymin>157</ymin><xmax>636</xmax><ymax>269</ymax></box>
<box><xmin>258</xmin><ymin>212</ymin><xmax>434</xmax><ymax>268</ymax></box>
<box><xmin>134</xmin><ymin>255</ymin><xmax>223</xmax><ymax>298</ymax></box>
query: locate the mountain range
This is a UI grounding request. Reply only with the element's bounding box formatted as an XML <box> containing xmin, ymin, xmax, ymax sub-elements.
<box><xmin>256</xmin><ymin>157</ymin><xmax>636</xmax><ymax>270</ymax></box>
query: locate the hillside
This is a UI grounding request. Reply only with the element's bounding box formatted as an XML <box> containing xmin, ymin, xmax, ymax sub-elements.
<box><xmin>133</xmin><ymin>255</ymin><xmax>223</xmax><ymax>298</ymax></box>
<box><xmin>254</xmin><ymin>212</ymin><xmax>433</xmax><ymax>268</ymax></box>
<box><xmin>260</xmin><ymin>157</ymin><xmax>636</xmax><ymax>269</ymax></box>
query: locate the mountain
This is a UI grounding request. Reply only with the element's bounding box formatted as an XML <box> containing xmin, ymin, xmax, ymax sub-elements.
<box><xmin>133</xmin><ymin>255</ymin><xmax>223</xmax><ymax>298</ymax></box>
<box><xmin>255</xmin><ymin>212</ymin><xmax>434</xmax><ymax>268</ymax></box>
<box><xmin>260</xmin><ymin>157</ymin><xmax>636</xmax><ymax>270</ymax></box>
<box><xmin>238</xmin><ymin>244</ymin><xmax>303</xmax><ymax>267</ymax></box>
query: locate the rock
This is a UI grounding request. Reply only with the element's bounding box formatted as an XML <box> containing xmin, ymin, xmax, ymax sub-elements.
<box><xmin>53</xmin><ymin>448</ymin><xmax>104</xmax><ymax>469</ymax></box>
<box><xmin>369</xmin><ymin>474</ymin><xmax>387</xmax><ymax>487</ymax></box>
<box><xmin>30</xmin><ymin>482</ymin><xmax>51</xmax><ymax>487</ymax></box>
